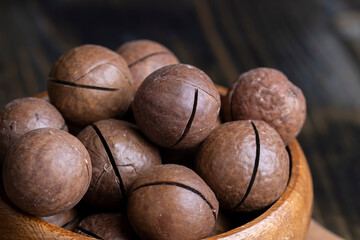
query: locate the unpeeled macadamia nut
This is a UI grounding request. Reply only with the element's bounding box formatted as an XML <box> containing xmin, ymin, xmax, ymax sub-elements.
<box><xmin>77</xmin><ymin>119</ymin><xmax>161</xmax><ymax>210</ymax></box>
<box><xmin>132</xmin><ymin>64</ymin><xmax>220</xmax><ymax>149</ymax></box>
<box><xmin>222</xmin><ymin>67</ymin><xmax>306</xmax><ymax>145</ymax></box>
<box><xmin>0</xmin><ymin>97</ymin><xmax>67</xmax><ymax>165</ymax></box>
<box><xmin>48</xmin><ymin>44</ymin><xmax>133</xmax><ymax>126</ymax></box>
<box><xmin>2</xmin><ymin>128</ymin><xmax>92</xmax><ymax>217</ymax></box>
<box><xmin>116</xmin><ymin>39</ymin><xmax>179</xmax><ymax>94</ymax></box>
<box><xmin>127</xmin><ymin>164</ymin><xmax>219</xmax><ymax>240</ymax></box>
<box><xmin>75</xmin><ymin>213</ymin><xmax>137</xmax><ymax>240</ymax></box>
<box><xmin>195</xmin><ymin>120</ymin><xmax>289</xmax><ymax>212</ymax></box>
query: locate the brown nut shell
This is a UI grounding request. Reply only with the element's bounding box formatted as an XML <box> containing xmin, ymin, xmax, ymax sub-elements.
<box><xmin>40</xmin><ymin>207</ymin><xmax>78</xmax><ymax>230</ymax></box>
<box><xmin>77</xmin><ymin>119</ymin><xmax>161</xmax><ymax>210</ymax></box>
<box><xmin>132</xmin><ymin>64</ymin><xmax>220</xmax><ymax>149</ymax></box>
<box><xmin>195</xmin><ymin>120</ymin><xmax>289</xmax><ymax>212</ymax></box>
<box><xmin>48</xmin><ymin>44</ymin><xmax>133</xmax><ymax>126</ymax></box>
<box><xmin>223</xmin><ymin>68</ymin><xmax>306</xmax><ymax>145</ymax></box>
<box><xmin>75</xmin><ymin>213</ymin><xmax>137</xmax><ymax>240</ymax></box>
<box><xmin>117</xmin><ymin>39</ymin><xmax>179</xmax><ymax>93</ymax></box>
<box><xmin>127</xmin><ymin>164</ymin><xmax>219</xmax><ymax>240</ymax></box>
<box><xmin>2</xmin><ymin>128</ymin><xmax>92</xmax><ymax>217</ymax></box>
<box><xmin>0</xmin><ymin>97</ymin><xmax>67</xmax><ymax>164</ymax></box>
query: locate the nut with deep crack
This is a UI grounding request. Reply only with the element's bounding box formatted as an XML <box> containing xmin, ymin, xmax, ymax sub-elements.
<box><xmin>132</xmin><ymin>63</ymin><xmax>220</xmax><ymax>149</ymax></box>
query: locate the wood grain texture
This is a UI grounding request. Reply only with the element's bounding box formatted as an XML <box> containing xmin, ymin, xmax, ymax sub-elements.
<box><xmin>306</xmin><ymin>220</ymin><xmax>344</xmax><ymax>240</ymax></box>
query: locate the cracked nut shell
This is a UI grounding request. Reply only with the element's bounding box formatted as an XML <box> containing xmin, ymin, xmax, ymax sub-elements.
<box><xmin>117</xmin><ymin>39</ymin><xmax>179</xmax><ymax>94</ymax></box>
<box><xmin>75</xmin><ymin>213</ymin><xmax>137</xmax><ymax>240</ymax></box>
<box><xmin>222</xmin><ymin>67</ymin><xmax>306</xmax><ymax>145</ymax></box>
<box><xmin>132</xmin><ymin>64</ymin><xmax>220</xmax><ymax>149</ymax></box>
<box><xmin>127</xmin><ymin>164</ymin><xmax>219</xmax><ymax>240</ymax></box>
<box><xmin>77</xmin><ymin>119</ymin><xmax>161</xmax><ymax>210</ymax></box>
<box><xmin>48</xmin><ymin>44</ymin><xmax>133</xmax><ymax>126</ymax></box>
<box><xmin>195</xmin><ymin>120</ymin><xmax>289</xmax><ymax>212</ymax></box>
<box><xmin>0</xmin><ymin>97</ymin><xmax>67</xmax><ymax>165</ymax></box>
<box><xmin>2</xmin><ymin>128</ymin><xmax>92</xmax><ymax>217</ymax></box>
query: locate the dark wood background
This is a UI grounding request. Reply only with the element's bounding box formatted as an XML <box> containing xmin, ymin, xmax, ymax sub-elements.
<box><xmin>1</xmin><ymin>0</ymin><xmax>359</xmax><ymax>239</ymax></box>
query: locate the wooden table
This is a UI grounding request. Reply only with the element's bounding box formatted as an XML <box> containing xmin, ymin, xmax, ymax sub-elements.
<box><xmin>0</xmin><ymin>0</ymin><xmax>358</xmax><ymax>239</ymax></box>
<box><xmin>306</xmin><ymin>220</ymin><xmax>344</xmax><ymax>240</ymax></box>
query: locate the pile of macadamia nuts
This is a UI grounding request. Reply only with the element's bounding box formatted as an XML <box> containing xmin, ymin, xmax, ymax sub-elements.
<box><xmin>0</xmin><ymin>39</ymin><xmax>306</xmax><ymax>240</ymax></box>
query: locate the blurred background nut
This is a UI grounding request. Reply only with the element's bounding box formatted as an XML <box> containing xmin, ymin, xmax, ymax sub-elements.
<box><xmin>117</xmin><ymin>39</ymin><xmax>179</xmax><ymax>95</ymax></box>
<box><xmin>222</xmin><ymin>68</ymin><xmax>306</xmax><ymax>145</ymax></box>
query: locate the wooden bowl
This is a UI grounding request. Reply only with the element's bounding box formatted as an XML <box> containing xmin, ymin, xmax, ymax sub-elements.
<box><xmin>0</xmin><ymin>88</ymin><xmax>313</xmax><ymax>240</ymax></box>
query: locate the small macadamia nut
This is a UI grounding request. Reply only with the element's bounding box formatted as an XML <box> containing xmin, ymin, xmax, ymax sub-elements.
<box><xmin>116</xmin><ymin>39</ymin><xmax>179</xmax><ymax>94</ymax></box>
<box><xmin>48</xmin><ymin>44</ymin><xmax>133</xmax><ymax>126</ymax></box>
<box><xmin>2</xmin><ymin>128</ymin><xmax>92</xmax><ymax>217</ymax></box>
<box><xmin>0</xmin><ymin>97</ymin><xmax>67</xmax><ymax>165</ymax></box>
<box><xmin>195</xmin><ymin>120</ymin><xmax>289</xmax><ymax>212</ymax></box>
<box><xmin>127</xmin><ymin>164</ymin><xmax>219</xmax><ymax>240</ymax></box>
<box><xmin>132</xmin><ymin>64</ymin><xmax>220</xmax><ymax>149</ymax></box>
